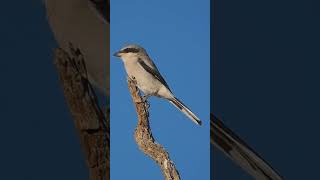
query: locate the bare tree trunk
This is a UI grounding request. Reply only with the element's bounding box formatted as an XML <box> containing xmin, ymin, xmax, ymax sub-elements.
<box><xmin>127</xmin><ymin>78</ymin><xmax>180</xmax><ymax>180</ymax></box>
<box><xmin>54</xmin><ymin>47</ymin><xmax>109</xmax><ymax>180</ymax></box>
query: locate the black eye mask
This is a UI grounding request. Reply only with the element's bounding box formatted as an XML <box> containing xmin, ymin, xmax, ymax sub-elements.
<box><xmin>122</xmin><ymin>48</ymin><xmax>140</xmax><ymax>53</ymax></box>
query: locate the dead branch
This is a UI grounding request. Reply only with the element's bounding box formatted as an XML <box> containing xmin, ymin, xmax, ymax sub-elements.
<box><xmin>127</xmin><ymin>78</ymin><xmax>180</xmax><ymax>180</ymax></box>
<box><xmin>54</xmin><ymin>47</ymin><xmax>109</xmax><ymax>180</ymax></box>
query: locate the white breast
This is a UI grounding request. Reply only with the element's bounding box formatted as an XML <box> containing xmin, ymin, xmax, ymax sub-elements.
<box><xmin>123</xmin><ymin>59</ymin><xmax>162</xmax><ymax>96</ymax></box>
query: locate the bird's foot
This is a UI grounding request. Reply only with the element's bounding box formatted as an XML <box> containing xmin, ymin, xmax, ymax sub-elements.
<box><xmin>141</xmin><ymin>95</ymin><xmax>149</xmax><ymax>103</ymax></box>
<box><xmin>129</xmin><ymin>76</ymin><xmax>137</xmax><ymax>84</ymax></box>
<box><xmin>144</xmin><ymin>100</ymin><xmax>150</xmax><ymax>109</ymax></box>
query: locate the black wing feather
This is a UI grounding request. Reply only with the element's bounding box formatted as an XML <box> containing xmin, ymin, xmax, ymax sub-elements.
<box><xmin>138</xmin><ymin>58</ymin><xmax>171</xmax><ymax>91</ymax></box>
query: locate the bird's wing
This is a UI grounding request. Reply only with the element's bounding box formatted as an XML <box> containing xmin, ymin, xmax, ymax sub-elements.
<box><xmin>211</xmin><ymin>114</ymin><xmax>283</xmax><ymax>180</ymax></box>
<box><xmin>137</xmin><ymin>58</ymin><xmax>171</xmax><ymax>91</ymax></box>
<box><xmin>88</xmin><ymin>0</ymin><xmax>110</xmax><ymax>23</ymax></box>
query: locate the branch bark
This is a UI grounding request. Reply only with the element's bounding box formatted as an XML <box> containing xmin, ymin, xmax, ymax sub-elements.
<box><xmin>127</xmin><ymin>78</ymin><xmax>180</xmax><ymax>180</ymax></box>
<box><xmin>54</xmin><ymin>47</ymin><xmax>109</xmax><ymax>180</ymax></box>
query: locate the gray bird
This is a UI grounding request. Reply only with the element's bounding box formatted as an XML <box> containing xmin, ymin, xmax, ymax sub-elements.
<box><xmin>114</xmin><ymin>44</ymin><xmax>202</xmax><ymax>126</ymax></box>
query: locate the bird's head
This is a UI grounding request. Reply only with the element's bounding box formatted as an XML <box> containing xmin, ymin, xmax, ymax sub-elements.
<box><xmin>113</xmin><ymin>44</ymin><xmax>147</xmax><ymax>60</ymax></box>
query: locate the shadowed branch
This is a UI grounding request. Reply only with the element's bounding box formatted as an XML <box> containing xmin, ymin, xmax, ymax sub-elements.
<box><xmin>54</xmin><ymin>47</ymin><xmax>109</xmax><ymax>180</ymax></box>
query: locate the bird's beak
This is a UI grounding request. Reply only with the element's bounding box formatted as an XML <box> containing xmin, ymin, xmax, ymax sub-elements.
<box><xmin>113</xmin><ymin>51</ymin><xmax>122</xmax><ymax>57</ymax></box>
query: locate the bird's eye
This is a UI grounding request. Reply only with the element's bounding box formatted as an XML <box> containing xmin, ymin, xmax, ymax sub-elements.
<box><xmin>123</xmin><ymin>48</ymin><xmax>139</xmax><ymax>53</ymax></box>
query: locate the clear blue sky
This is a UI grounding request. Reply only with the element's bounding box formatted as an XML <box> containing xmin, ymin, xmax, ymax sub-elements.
<box><xmin>110</xmin><ymin>0</ymin><xmax>210</xmax><ymax>179</ymax></box>
<box><xmin>1</xmin><ymin>1</ymin><xmax>319</xmax><ymax>180</ymax></box>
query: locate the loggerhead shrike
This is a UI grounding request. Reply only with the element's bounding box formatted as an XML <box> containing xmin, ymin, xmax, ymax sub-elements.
<box><xmin>44</xmin><ymin>1</ymin><xmax>282</xmax><ymax>178</ymax></box>
<box><xmin>114</xmin><ymin>44</ymin><xmax>202</xmax><ymax>126</ymax></box>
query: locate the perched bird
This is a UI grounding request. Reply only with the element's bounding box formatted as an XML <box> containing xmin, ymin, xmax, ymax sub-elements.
<box><xmin>44</xmin><ymin>0</ymin><xmax>110</xmax><ymax>95</ymax></box>
<box><xmin>44</xmin><ymin>1</ymin><xmax>282</xmax><ymax>178</ymax></box>
<box><xmin>114</xmin><ymin>44</ymin><xmax>202</xmax><ymax>125</ymax></box>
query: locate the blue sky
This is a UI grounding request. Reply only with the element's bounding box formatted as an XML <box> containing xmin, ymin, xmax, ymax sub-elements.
<box><xmin>1</xmin><ymin>1</ymin><xmax>320</xmax><ymax>180</ymax></box>
<box><xmin>110</xmin><ymin>0</ymin><xmax>210</xmax><ymax>179</ymax></box>
<box><xmin>0</xmin><ymin>1</ymin><xmax>209</xmax><ymax>179</ymax></box>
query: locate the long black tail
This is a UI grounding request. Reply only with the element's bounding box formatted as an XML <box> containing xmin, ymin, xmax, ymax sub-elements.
<box><xmin>211</xmin><ymin>114</ymin><xmax>283</xmax><ymax>180</ymax></box>
<box><xmin>169</xmin><ymin>97</ymin><xmax>202</xmax><ymax>125</ymax></box>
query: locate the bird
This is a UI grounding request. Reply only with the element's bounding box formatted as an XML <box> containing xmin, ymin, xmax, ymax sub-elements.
<box><xmin>44</xmin><ymin>2</ymin><xmax>282</xmax><ymax>178</ymax></box>
<box><xmin>114</xmin><ymin>44</ymin><xmax>202</xmax><ymax>126</ymax></box>
<box><xmin>44</xmin><ymin>0</ymin><xmax>110</xmax><ymax>95</ymax></box>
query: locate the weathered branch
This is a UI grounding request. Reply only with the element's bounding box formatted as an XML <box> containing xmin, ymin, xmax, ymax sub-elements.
<box><xmin>54</xmin><ymin>47</ymin><xmax>109</xmax><ymax>180</ymax></box>
<box><xmin>127</xmin><ymin>78</ymin><xmax>180</xmax><ymax>180</ymax></box>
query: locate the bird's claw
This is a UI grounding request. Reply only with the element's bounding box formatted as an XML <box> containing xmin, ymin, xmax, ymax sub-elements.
<box><xmin>144</xmin><ymin>101</ymin><xmax>150</xmax><ymax>109</ymax></box>
<box><xmin>141</xmin><ymin>95</ymin><xmax>149</xmax><ymax>102</ymax></box>
<box><xmin>135</xmin><ymin>95</ymin><xmax>150</xmax><ymax>109</ymax></box>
